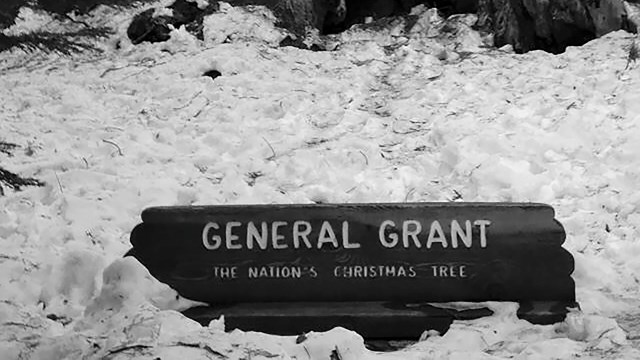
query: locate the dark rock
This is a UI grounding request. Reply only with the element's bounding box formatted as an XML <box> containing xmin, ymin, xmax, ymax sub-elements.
<box><xmin>203</xmin><ymin>69</ymin><xmax>222</xmax><ymax>80</ymax></box>
<box><xmin>309</xmin><ymin>42</ymin><xmax>326</xmax><ymax>51</ymax></box>
<box><xmin>127</xmin><ymin>0</ymin><xmax>219</xmax><ymax>45</ymax></box>
<box><xmin>127</xmin><ymin>9</ymin><xmax>173</xmax><ymax>44</ymax></box>
<box><xmin>279</xmin><ymin>35</ymin><xmax>305</xmax><ymax>48</ymax></box>
<box><xmin>170</xmin><ymin>0</ymin><xmax>219</xmax><ymax>40</ymax></box>
<box><xmin>169</xmin><ymin>0</ymin><xmax>203</xmax><ymax>24</ymax></box>
<box><xmin>278</xmin><ymin>34</ymin><xmax>328</xmax><ymax>51</ymax></box>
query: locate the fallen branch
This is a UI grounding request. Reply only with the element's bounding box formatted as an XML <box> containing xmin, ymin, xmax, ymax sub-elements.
<box><xmin>100</xmin><ymin>65</ymin><xmax>132</xmax><ymax>78</ymax></box>
<box><xmin>106</xmin><ymin>344</ymin><xmax>153</xmax><ymax>357</ymax></box>
<box><xmin>174</xmin><ymin>341</ymin><xmax>228</xmax><ymax>358</ymax></box>
<box><xmin>2</xmin><ymin>321</ymin><xmax>41</xmax><ymax>329</ymax></box>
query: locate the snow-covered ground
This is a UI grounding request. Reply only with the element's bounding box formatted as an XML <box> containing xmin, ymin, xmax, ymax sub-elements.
<box><xmin>2</xmin><ymin>2</ymin><xmax>640</xmax><ymax>359</ymax></box>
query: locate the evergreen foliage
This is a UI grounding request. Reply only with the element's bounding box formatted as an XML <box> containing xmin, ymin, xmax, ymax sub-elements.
<box><xmin>0</xmin><ymin>141</ymin><xmax>45</xmax><ymax>196</ymax></box>
<box><xmin>0</xmin><ymin>167</ymin><xmax>45</xmax><ymax>195</ymax></box>
<box><xmin>0</xmin><ymin>0</ymin><xmax>155</xmax><ymax>53</ymax></box>
<box><xmin>0</xmin><ymin>27</ymin><xmax>112</xmax><ymax>54</ymax></box>
<box><xmin>37</xmin><ymin>0</ymin><xmax>141</xmax><ymax>17</ymax></box>
<box><xmin>1</xmin><ymin>0</ymin><xmax>154</xmax><ymax>29</ymax></box>
<box><xmin>0</xmin><ymin>141</ymin><xmax>19</xmax><ymax>156</ymax></box>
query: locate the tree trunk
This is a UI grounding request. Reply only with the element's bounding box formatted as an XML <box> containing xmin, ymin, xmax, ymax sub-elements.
<box><xmin>478</xmin><ymin>0</ymin><xmax>633</xmax><ymax>53</ymax></box>
<box><xmin>226</xmin><ymin>0</ymin><xmax>346</xmax><ymax>35</ymax></box>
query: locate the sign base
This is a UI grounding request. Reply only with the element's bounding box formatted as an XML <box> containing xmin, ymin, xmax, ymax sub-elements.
<box><xmin>182</xmin><ymin>301</ymin><xmax>578</xmax><ymax>339</ymax></box>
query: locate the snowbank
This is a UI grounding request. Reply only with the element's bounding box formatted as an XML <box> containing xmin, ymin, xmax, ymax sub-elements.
<box><xmin>1</xmin><ymin>2</ymin><xmax>640</xmax><ymax>359</ymax></box>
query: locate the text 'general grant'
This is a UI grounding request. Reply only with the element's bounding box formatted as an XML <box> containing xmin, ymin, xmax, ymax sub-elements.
<box><xmin>201</xmin><ymin>219</ymin><xmax>491</xmax><ymax>250</ymax></box>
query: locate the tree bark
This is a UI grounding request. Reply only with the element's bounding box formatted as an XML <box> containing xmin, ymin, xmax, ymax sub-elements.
<box><xmin>478</xmin><ymin>0</ymin><xmax>632</xmax><ymax>53</ymax></box>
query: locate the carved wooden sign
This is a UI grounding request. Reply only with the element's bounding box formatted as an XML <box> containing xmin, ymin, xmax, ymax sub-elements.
<box><xmin>129</xmin><ymin>203</ymin><xmax>575</xmax><ymax>337</ymax></box>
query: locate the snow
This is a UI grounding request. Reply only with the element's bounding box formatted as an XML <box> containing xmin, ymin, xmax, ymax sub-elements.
<box><xmin>2</xmin><ymin>2</ymin><xmax>640</xmax><ymax>359</ymax></box>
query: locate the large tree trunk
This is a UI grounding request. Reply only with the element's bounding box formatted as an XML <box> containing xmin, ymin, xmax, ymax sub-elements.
<box><xmin>0</xmin><ymin>0</ymin><xmax>25</xmax><ymax>29</ymax></box>
<box><xmin>226</xmin><ymin>0</ymin><xmax>346</xmax><ymax>35</ymax></box>
<box><xmin>477</xmin><ymin>0</ymin><xmax>633</xmax><ymax>53</ymax></box>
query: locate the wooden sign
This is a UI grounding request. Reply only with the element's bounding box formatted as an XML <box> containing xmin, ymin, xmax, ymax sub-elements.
<box><xmin>128</xmin><ymin>203</ymin><xmax>576</xmax><ymax>338</ymax></box>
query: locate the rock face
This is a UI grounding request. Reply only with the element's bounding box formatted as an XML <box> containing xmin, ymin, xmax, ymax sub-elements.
<box><xmin>477</xmin><ymin>0</ymin><xmax>635</xmax><ymax>53</ymax></box>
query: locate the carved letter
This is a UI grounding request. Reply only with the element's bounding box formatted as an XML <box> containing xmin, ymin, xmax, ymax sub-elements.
<box><xmin>272</xmin><ymin>221</ymin><xmax>288</xmax><ymax>249</ymax></box>
<box><xmin>317</xmin><ymin>221</ymin><xmax>339</xmax><ymax>248</ymax></box>
<box><xmin>451</xmin><ymin>220</ymin><xmax>472</xmax><ymax>248</ymax></box>
<box><xmin>226</xmin><ymin>221</ymin><xmax>242</xmax><ymax>249</ymax></box>
<box><xmin>342</xmin><ymin>221</ymin><xmax>360</xmax><ymax>249</ymax></box>
<box><xmin>379</xmin><ymin>220</ymin><xmax>398</xmax><ymax>248</ymax></box>
<box><xmin>474</xmin><ymin>220</ymin><xmax>491</xmax><ymax>248</ymax></box>
<box><xmin>426</xmin><ymin>220</ymin><xmax>448</xmax><ymax>248</ymax></box>
<box><xmin>202</xmin><ymin>222</ymin><xmax>221</xmax><ymax>250</ymax></box>
<box><xmin>293</xmin><ymin>221</ymin><xmax>312</xmax><ymax>249</ymax></box>
<box><xmin>247</xmin><ymin>221</ymin><xmax>268</xmax><ymax>250</ymax></box>
<box><xmin>402</xmin><ymin>220</ymin><xmax>422</xmax><ymax>248</ymax></box>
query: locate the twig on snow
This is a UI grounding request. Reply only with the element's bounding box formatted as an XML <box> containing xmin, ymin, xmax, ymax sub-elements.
<box><xmin>174</xmin><ymin>90</ymin><xmax>204</xmax><ymax>110</ymax></box>
<box><xmin>358</xmin><ymin>150</ymin><xmax>369</xmax><ymax>165</ymax></box>
<box><xmin>262</xmin><ymin>137</ymin><xmax>276</xmax><ymax>160</ymax></box>
<box><xmin>54</xmin><ymin>171</ymin><xmax>63</xmax><ymax>194</ymax></box>
<box><xmin>102</xmin><ymin>139</ymin><xmax>123</xmax><ymax>156</ymax></box>
<box><xmin>193</xmin><ymin>99</ymin><xmax>211</xmax><ymax>118</ymax></box>
<box><xmin>404</xmin><ymin>188</ymin><xmax>415</xmax><ymax>202</ymax></box>
<box><xmin>100</xmin><ymin>65</ymin><xmax>131</xmax><ymax>78</ymax></box>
